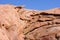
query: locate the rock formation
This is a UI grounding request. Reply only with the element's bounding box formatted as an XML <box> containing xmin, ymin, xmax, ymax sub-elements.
<box><xmin>0</xmin><ymin>5</ymin><xmax>26</xmax><ymax>40</ymax></box>
<box><xmin>0</xmin><ymin>4</ymin><xmax>60</xmax><ymax>40</ymax></box>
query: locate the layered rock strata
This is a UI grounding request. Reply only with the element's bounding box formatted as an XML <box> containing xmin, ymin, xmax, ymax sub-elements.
<box><xmin>0</xmin><ymin>4</ymin><xmax>60</xmax><ymax>40</ymax></box>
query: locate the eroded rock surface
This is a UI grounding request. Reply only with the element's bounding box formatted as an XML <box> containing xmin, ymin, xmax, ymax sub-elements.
<box><xmin>0</xmin><ymin>4</ymin><xmax>60</xmax><ymax>40</ymax></box>
<box><xmin>16</xmin><ymin>7</ymin><xmax>60</xmax><ymax>40</ymax></box>
<box><xmin>0</xmin><ymin>5</ymin><xmax>26</xmax><ymax>40</ymax></box>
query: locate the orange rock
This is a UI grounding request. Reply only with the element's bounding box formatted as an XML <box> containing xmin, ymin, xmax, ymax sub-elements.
<box><xmin>0</xmin><ymin>4</ymin><xmax>60</xmax><ymax>40</ymax></box>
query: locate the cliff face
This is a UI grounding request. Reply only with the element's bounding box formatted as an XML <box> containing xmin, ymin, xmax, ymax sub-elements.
<box><xmin>0</xmin><ymin>4</ymin><xmax>60</xmax><ymax>40</ymax></box>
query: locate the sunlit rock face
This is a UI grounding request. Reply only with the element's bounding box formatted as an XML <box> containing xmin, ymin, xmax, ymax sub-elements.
<box><xmin>0</xmin><ymin>5</ymin><xmax>26</xmax><ymax>40</ymax></box>
<box><xmin>0</xmin><ymin>4</ymin><xmax>60</xmax><ymax>40</ymax></box>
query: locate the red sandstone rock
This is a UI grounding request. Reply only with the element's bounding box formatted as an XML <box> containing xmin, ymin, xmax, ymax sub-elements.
<box><xmin>0</xmin><ymin>5</ymin><xmax>26</xmax><ymax>40</ymax></box>
<box><xmin>0</xmin><ymin>4</ymin><xmax>60</xmax><ymax>40</ymax></box>
<box><xmin>16</xmin><ymin>7</ymin><xmax>60</xmax><ymax>40</ymax></box>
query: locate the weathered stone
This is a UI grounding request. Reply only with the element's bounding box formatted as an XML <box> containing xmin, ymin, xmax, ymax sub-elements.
<box><xmin>0</xmin><ymin>4</ymin><xmax>60</xmax><ymax>40</ymax></box>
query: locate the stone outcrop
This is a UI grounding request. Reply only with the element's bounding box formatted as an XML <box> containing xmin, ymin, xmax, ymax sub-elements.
<box><xmin>0</xmin><ymin>5</ymin><xmax>26</xmax><ymax>40</ymax></box>
<box><xmin>0</xmin><ymin>4</ymin><xmax>60</xmax><ymax>40</ymax></box>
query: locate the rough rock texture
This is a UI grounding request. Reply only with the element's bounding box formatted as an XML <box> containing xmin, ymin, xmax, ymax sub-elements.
<box><xmin>0</xmin><ymin>4</ymin><xmax>60</xmax><ymax>40</ymax></box>
<box><xmin>0</xmin><ymin>5</ymin><xmax>26</xmax><ymax>40</ymax></box>
<box><xmin>16</xmin><ymin>7</ymin><xmax>60</xmax><ymax>40</ymax></box>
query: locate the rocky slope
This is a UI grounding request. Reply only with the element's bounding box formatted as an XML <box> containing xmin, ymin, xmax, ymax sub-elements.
<box><xmin>0</xmin><ymin>4</ymin><xmax>60</xmax><ymax>40</ymax></box>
